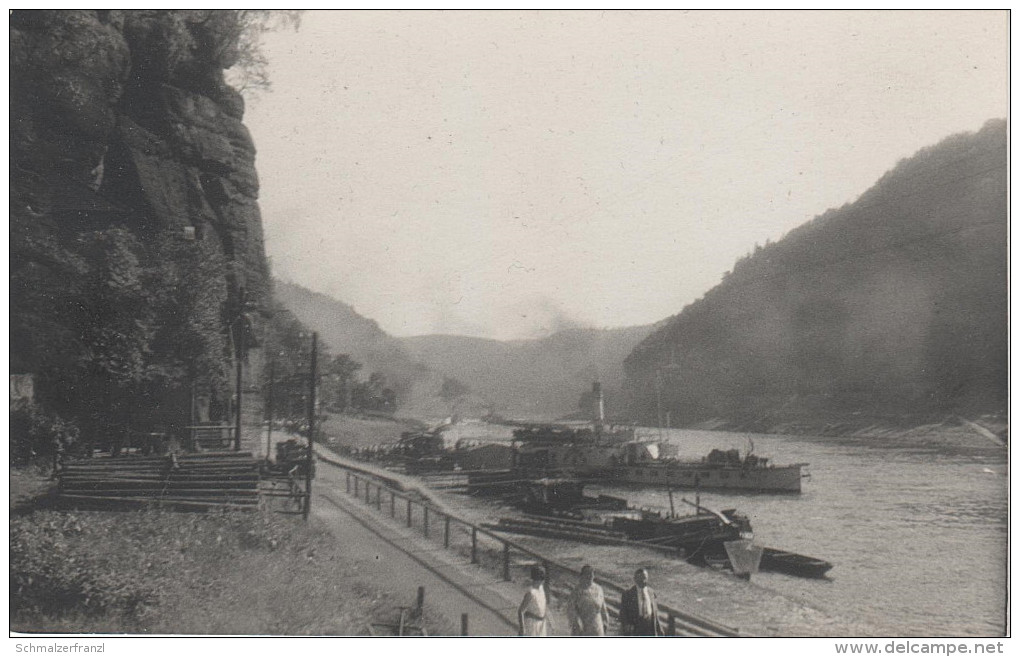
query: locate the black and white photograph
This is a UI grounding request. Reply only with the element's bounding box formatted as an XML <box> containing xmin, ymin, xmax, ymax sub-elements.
<box><xmin>9</xmin><ymin>8</ymin><xmax>1009</xmax><ymax>649</ymax></box>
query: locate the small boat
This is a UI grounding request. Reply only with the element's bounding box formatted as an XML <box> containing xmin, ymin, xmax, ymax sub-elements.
<box><xmin>609</xmin><ymin>507</ymin><xmax>750</xmax><ymax>561</ymax></box>
<box><xmin>759</xmin><ymin>547</ymin><xmax>833</xmax><ymax>578</ymax></box>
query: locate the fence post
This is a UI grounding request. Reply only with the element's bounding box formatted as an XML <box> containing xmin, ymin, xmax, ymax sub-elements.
<box><xmin>471</xmin><ymin>527</ymin><xmax>478</xmax><ymax>564</ymax></box>
<box><xmin>423</xmin><ymin>506</ymin><xmax>429</xmax><ymax>537</ymax></box>
<box><xmin>354</xmin><ymin>477</ymin><xmax>359</xmax><ymax>499</ymax></box>
<box><xmin>407</xmin><ymin>499</ymin><xmax>413</xmax><ymax>527</ymax></box>
<box><xmin>416</xmin><ymin>586</ymin><xmax>425</xmax><ymax>619</ymax></box>
<box><xmin>461</xmin><ymin>613</ymin><xmax>469</xmax><ymax>636</ymax></box>
<box><xmin>444</xmin><ymin>515</ymin><xmax>451</xmax><ymax>548</ymax></box>
<box><xmin>346</xmin><ymin>471</ymin><xmax>350</xmax><ymax>494</ymax></box>
<box><xmin>376</xmin><ymin>486</ymin><xmax>381</xmax><ymax>510</ymax></box>
<box><xmin>503</xmin><ymin>542</ymin><xmax>511</xmax><ymax>582</ymax></box>
<box><xmin>668</xmin><ymin>613</ymin><xmax>676</xmax><ymax>636</ymax></box>
<box><xmin>390</xmin><ymin>491</ymin><xmax>396</xmax><ymax>518</ymax></box>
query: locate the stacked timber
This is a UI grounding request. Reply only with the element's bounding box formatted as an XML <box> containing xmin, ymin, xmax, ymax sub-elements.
<box><xmin>57</xmin><ymin>451</ymin><xmax>260</xmax><ymax>511</ymax></box>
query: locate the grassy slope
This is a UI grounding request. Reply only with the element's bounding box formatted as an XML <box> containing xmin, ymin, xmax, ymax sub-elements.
<box><xmin>10</xmin><ymin>469</ymin><xmax>451</xmax><ymax>635</ymax></box>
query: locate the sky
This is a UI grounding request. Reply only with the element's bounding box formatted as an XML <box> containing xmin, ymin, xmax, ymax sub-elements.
<box><xmin>243</xmin><ymin>10</ymin><xmax>1007</xmax><ymax>341</ymax></box>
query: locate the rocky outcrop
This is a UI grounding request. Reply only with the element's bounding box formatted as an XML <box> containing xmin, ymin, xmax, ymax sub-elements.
<box><xmin>11</xmin><ymin>10</ymin><xmax>270</xmax><ymax>431</ymax></box>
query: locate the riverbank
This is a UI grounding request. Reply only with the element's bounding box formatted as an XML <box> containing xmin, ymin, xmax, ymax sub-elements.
<box><xmin>689</xmin><ymin>412</ymin><xmax>1008</xmax><ymax>446</ymax></box>
<box><xmin>10</xmin><ymin>468</ymin><xmax>451</xmax><ymax>635</ymax></box>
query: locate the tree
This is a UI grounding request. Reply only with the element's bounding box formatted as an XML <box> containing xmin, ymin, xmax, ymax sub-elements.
<box><xmin>69</xmin><ymin>230</ymin><xmax>152</xmax><ymax>446</ymax></box>
<box><xmin>439</xmin><ymin>377</ymin><xmax>471</xmax><ymax>406</ymax></box>
<box><xmin>323</xmin><ymin>354</ymin><xmax>361</xmax><ymax>412</ymax></box>
<box><xmin>145</xmin><ymin>229</ymin><xmax>231</xmax><ymax>428</ymax></box>
<box><xmin>352</xmin><ymin>372</ymin><xmax>395</xmax><ymax>413</ymax></box>
<box><xmin>260</xmin><ymin>301</ymin><xmax>335</xmax><ymax>422</ymax></box>
<box><xmin>222</xmin><ymin>10</ymin><xmax>302</xmax><ymax>96</ymax></box>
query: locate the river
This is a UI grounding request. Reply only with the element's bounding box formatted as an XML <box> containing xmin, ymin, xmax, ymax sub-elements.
<box><xmin>585</xmin><ymin>427</ymin><xmax>1009</xmax><ymax>636</ymax></box>
<box><xmin>432</xmin><ymin>422</ymin><xmax>1007</xmax><ymax>636</ymax></box>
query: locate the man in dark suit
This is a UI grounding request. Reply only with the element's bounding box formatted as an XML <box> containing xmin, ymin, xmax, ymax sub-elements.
<box><xmin>619</xmin><ymin>568</ymin><xmax>664</xmax><ymax>636</ymax></box>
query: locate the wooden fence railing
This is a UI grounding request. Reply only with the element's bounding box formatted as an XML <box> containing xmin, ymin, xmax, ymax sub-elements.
<box><xmin>331</xmin><ymin>458</ymin><xmax>744</xmax><ymax>637</ymax></box>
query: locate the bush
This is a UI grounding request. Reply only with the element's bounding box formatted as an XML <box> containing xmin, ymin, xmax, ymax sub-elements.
<box><xmin>9</xmin><ymin>405</ymin><xmax>80</xmax><ymax>466</ymax></box>
<box><xmin>10</xmin><ymin>508</ymin><xmax>289</xmax><ymax>628</ymax></box>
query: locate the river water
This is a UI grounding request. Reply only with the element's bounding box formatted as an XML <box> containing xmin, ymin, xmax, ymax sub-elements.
<box><xmin>582</xmin><ymin>427</ymin><xmax>1009</xmax><ymax>636</ymax></box>
<box><xmin>431</xmin><ymin>422</ymin><xmax>1007</xmax><ymax>636</ymax></box>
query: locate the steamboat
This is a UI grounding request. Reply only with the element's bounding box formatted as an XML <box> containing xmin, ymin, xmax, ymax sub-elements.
<box><xmin>508</xmin><ymin>383</ymin><xmax>807</xmax><ymax>493</ymax></box>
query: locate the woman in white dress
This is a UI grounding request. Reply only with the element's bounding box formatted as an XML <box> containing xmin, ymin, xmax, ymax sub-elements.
<box><xmin>517</xmin><ymin>565</ymin><xmax>548</xmax><ymax>636</ymax></box>
<box><xmin>568</xmin><ymin>565</ymin><xmax>609</xmax><ymax>635</ymax></box>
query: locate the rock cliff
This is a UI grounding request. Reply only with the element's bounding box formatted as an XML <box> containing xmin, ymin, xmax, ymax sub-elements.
<box><xmin>11</xmin><ymin>10</ymin><xmax>270</xmax><ymax>435</ymax></box>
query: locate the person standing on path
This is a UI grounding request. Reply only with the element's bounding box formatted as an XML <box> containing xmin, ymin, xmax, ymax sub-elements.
<box><xmin>518</xmin><ymin>565</ymin><xmax>548</xmax><ymax>636</ymax></box>
<box><xmin>568</xmin><ymin>564</ymin><xmax>609</xmax><ymax>635</ymax></box>
<box><xmin>619</xmin><ymin>568</ymin><xmax>663</xmax><ymax>636</ymax></box>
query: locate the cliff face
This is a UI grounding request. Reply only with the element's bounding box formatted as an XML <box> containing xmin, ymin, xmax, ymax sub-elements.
<box><xmin>624</xmin><ymin>120</ymin><xmax>1007</xmax><ymax>435</ymax></box>
<box><xmin>11</xmin><ymin>11</ymin><xmax>270</xmax><ymax>433</ymax></box>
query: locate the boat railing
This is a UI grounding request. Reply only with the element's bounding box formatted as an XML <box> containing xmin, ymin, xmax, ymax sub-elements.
<box><xmin>332</xmin><ymin>457</ymin><xmax>746</xmax><ymax>637</ymax></box>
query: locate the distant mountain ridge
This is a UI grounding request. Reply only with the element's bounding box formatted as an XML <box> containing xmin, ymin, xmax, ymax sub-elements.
<box><xmin>400</xmin><ymin>324</ymin><xmax>656</xmax><ymax>419</ymax></box>
<box><xmin>624</xmin><ymin>119</ymin><xmax>1007</xmax><ymax>433</ymax></box>
<box><xmin>274</xmin><ymin>280</ymin><xmax>655</xmax><ymax>418</ymax></box>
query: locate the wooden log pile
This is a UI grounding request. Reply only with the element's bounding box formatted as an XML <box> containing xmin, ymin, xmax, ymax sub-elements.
<box><xmin>57</xmin><ymin>451</ymin><xmax>261</xmax><ymax>511</ymax></box>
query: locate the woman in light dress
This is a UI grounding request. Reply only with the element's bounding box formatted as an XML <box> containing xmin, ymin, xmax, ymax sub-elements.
<box><xmin>517</xmin><ymin>565</ymin><xmax>548</xmax><ymax>636</ymax></box>
<box><xmin>568</xmin><ymin>564</ymin><xmax>609</xmax><ymax>636</ymax></box>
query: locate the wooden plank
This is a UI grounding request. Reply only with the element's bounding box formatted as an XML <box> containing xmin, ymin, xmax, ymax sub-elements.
<box><xmin>62</xmin><ymin>459</ymin><xmax>258</xmax><ymax>468</ymax></box>
<box><xmin>59</xmin><ymin>487</ymin><xmax>259</xmax><ymax>495</ymax></box>
<box><xmin>58</xmin><ymin>492</ymin><xmax>259</xmax><ymax>503</ymax></box>
<box><xmin>60</xmin><ymin>467</ymin><xmax>258</xmax><ymax>476</ymax></box>
<box><xmin>60</xmin><ymin>467</ymin><xmax>259</xmax><ymax>475</ymax></box>
<box><xmin>59</xmin><ymin>474</ymin><xmax>260</xmax><ymax>483</ymax></box>
<box><xmin>62</xmin><ymin>453</ymin><xmax>256</xmax><ymax>465</ymax></box>
<box><xmin>57</xmin><ymin>495</ymin><xmax>259</xmax><ymax>510</ymax></box>
<box><xmin>60</xmin><ymin>475</ymin><xmax>259</xmax><ymax>484</ymax></box>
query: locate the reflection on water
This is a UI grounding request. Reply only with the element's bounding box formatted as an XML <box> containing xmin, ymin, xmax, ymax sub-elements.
<box><xmin>585</xmin><ymin>428</ymin><xmax>1008</xmax><ymax>636</ymax></box>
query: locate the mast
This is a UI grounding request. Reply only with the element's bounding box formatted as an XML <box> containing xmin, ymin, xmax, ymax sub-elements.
<box><xmin>655</xmin><ymin>369</ymin><xmax>665</xmax><ymax>441</ymax></box>
<box><xmin>661</xmin><ymin>344</ymin><xmax>681</xmax><ymax>437</ymax></box>
<box><xmin>592</xmin><ymin>380</ymin><xmax>604</xmax><ymax>440</ymax></box>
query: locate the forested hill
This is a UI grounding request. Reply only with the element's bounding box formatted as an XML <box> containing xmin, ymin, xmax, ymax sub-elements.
<box><xmin>273</xmin><ymin>280</ymin><xmax>436</xmax><ymax>408</ymax></box>
<box><xmin>400</xmin><ymin>324</ymin><xmax>655</xmax><ymax>419</ymax></box>
<box><xmin>624</xmin><ymin>120</ymin><xmax>1007</xmax><ymax>433</ymax></box>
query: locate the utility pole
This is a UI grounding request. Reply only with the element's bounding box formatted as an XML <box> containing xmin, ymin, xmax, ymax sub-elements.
<box><xmin>304</xmin><ymin>332</ymin><xmax>317</xmax><ymax>521</ymax></box>
<box><xmin>234</xmin><ymin>287</ymin><xmax>247</xmax><ymax>452</ymax></box>
<box><xmin>266</xmin><ymin>359</ymin><xmax>274</xmax><ymax>462</ymax></box>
